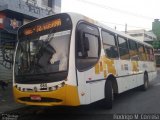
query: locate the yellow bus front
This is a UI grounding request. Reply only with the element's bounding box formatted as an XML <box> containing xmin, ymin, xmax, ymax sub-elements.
<box><xmin>13</xmin><ymin>13</ymin><xmax>80</xmax><ymax>106</ymax></box>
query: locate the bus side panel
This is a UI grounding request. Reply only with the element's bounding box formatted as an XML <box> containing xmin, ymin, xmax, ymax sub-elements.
<box><xmin>76</xmin><ymin>66</ymin><xmax>106</xmax><ymax>105</ymax></box>
<box><xmin>76</xmin><ymin>70</ymin><xmax>91</xmax><ymax>105</ymax></box>
<box><xmin>116</xmin><ymin>77</ymin><xmax>128</xmax><ymax>93</ymax></box>
<box><xmin>90</xmin><ymin>80</ymin><xmax>106</xmax><ymax>103</ymax></box>
<box><xmin>115</xmin><ymin>59</ymin><xmax>138</xmax><ymax>93</ymax></box>
<box><xmin>136</xmin><ymin>73</ymin><xmax>144</xmax><ymax>87</ymax></box>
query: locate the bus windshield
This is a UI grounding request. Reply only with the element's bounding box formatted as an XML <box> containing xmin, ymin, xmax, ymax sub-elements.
<box><xmin>14</xmin><ymin>13</ymin><xmax>72</xmax><ymax>84</ymax></box>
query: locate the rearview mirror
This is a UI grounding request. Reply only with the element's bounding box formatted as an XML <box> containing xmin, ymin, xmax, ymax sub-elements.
<box><xmin>41</xmin><ymin>41</ymin><xmax>56</xmax><ymax>54</ymax></box>
<box><xmin>78</xmin><ymin>32</ymin><xmax>90</xmax><ymax>58</ymax></box>
<box><xmin>84</xmin><ymin>36</ymin><xmax>89</xmax><ymax>51</ymax></box>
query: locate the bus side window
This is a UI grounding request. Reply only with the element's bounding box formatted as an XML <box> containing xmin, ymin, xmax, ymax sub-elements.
<box><xmin>102</xmin><ymin>30</ymin><xmax>119</xmax><ymax>59</ymax></box>
<box><xmin>138</xmin><ymin>44</ymin><xmax>147</xmax><ymax>61</ymax></box>
<box><xmin>146</xmin><ymin>47</ymin><xmax>154</xmax><ymax>61</ymax></box>
<box><xmin>77</xmin><ymin>31</ymin><xmax>90</xmax><ymax>58</ymax></box>
<box><xmin>118</xmin><ymin>36</ymin><xmax>130</xmax><ymax>60</ymax></box>
<box><xmin>145</xmin><ymin>47</ymin><xmax>150</xmax><ymax>61</ymax></box>
<box><xmin>151</xmin><ymin>48</ymin><xmax>155</xmax><ymax>61</ymax></box>
<box><xmin>128</xmin><ymin>39</ymin><xmax>139</xmax><ymax>61</ymax></box>
<box><xmin>76</xmin><ymin>23</ymin><xmax>100</xmax><ymax>71</ymax></box>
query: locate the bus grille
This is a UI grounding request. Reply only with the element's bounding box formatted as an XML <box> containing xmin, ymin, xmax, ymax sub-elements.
<box><xmin>19</xmin><ymin>97</ymin><xmax>62</xmax><ymax>102</ymax></box>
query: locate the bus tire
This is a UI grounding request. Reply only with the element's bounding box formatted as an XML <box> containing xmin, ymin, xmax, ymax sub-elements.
<box><xmin>104</xmin><ymin>80</ymin><xmax>113</xmax><ymax>109</ymax></box>
<box><xmin>141</xmin><ymin>73</ymin><xmax>149</xmax><ymax>91</ymax></box>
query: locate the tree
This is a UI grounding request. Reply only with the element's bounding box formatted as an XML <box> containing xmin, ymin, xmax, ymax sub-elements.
<box><xmin>152</xmin><ymin>40</ymin><xmax>160</xmax><ymax>49</ymax></box>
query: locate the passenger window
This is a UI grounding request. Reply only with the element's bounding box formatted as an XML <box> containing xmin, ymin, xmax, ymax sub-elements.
<box><xmin>102</xmin><ymin>31</ymin><xmax>116</xmax><ymax>46</ymax></box>
<box><xmin>118</xmin><ymin>36</ymin><xmax>130</xmax><ymax>60</ymax></box>
<box><xmin>102</xmin><ymin>31</ymin><xmax>119</xmax><ymax>59</ymax></box>
<box><xmin>77</xmin><ymin>33</ymin><xmax>99</xmax><ymax>58</ymax></box>
<box><xmin>138</xmin><ymin>44</ymin><xmax>147</xmax><ymax>61</ymax></box>
<box><xmin>150</xmin><ymin>48</ymin><xmax>155</xmax><ymax>61</ymax></box>
<box><xmin>145</xmin><ymin>47</ymin><xmax>150</xmax><ymax>61</ymax></box>
<box><xmin>76</xmin><ymin>23</ymin><xmax>100</xmax><ymax>71</ymax></box>
<box><xmin>128</xmin><ymin>40</ymin><xmax>139</xmax><ymax>61</ymax></box>
<box><xmin>145</xmin><ymin>47</ymin><xmax>154</xmax><ymax>61</ymax></box>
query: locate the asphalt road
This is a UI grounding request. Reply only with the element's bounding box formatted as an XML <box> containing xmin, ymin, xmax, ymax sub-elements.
<box><xmin>2</xmin><ymin>71</ymin><xmax>160</xmax><ymax>120</ymax></box>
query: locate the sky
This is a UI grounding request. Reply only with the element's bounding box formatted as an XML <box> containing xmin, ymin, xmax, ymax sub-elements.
<box><xmin>61</xmin><ymin>0</ymin><xmax>160</xmax><ymax>31</ymax></box>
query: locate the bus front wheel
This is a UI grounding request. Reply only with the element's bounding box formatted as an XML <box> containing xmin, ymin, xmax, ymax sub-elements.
<box><xmin>104</xmin><ymin>80</ymin><xmax>113</xmax><ymax>109</ymax></box>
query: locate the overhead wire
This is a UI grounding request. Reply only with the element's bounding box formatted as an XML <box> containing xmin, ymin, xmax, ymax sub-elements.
<box><xmin>77</xmin><ymin>0</ymin><xmax>154</xmax><ymax>20</ymax></box>
<box><xmin>76</xmin><ymin>0</ymin><xmax>154</xmax><ymax>30</ymax></box>
<box><xmin>101</xmin><ymin>21</ymin><xmax>151</xmax><ymax>30</ymax></box>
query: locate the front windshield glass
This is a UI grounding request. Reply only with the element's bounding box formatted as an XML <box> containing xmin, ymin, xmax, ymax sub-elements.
<box><xmin>14</xmin><ymin>14</ymin><xmax>72</xmax><ymax>84</ymax></box>
<box><xmin>15</xmin><ymin>30</ymin><xmax>71</xmax><ymax>83</ymax></box>
<box><xmin>16</xmin><ymin>30</ymin><xmax>70</xmax><ymax>74</ymax></box>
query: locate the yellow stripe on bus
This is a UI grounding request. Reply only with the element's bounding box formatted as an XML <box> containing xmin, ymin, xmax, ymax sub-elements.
<box><xmin>102</xmin><ymin>56</ymin><xmax>116</xmax><ymax>76</ymax></box>
<box><xmin>94</xmin><ymin>56</ymin><xmax>116</xmax><ymax>77</ymax></box>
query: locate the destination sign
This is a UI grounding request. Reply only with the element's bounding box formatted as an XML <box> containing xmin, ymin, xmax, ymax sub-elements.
<box><xmin>18</xmin><ymin>13</ymin><xmax>72</xmax><ymax>40</ymax></box>
<box><xmin>23</xmin><ymin>19</ymin><xmax>62</xmax><ymax>36</ymax></box>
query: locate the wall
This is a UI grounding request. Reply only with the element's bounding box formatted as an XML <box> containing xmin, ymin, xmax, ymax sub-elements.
<box><xmin>0</xmin><ymin>64</ymin><xmax>12</xmax><ymax>82</ymax></box>
<box><xmin>0</xmin><ymin>0</ymin><xmax>61</xmax><ymax>82</ymax></box>
<box><xmin>54</xmin><ymin>0</ymin><xmax>61</xmax><ymax>13</ymax></box>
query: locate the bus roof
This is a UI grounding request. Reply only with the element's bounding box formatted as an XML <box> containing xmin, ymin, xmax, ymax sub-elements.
<box><xmin>19</xmin><ymin>12</ymin><xmax>153</xmax><ymax>48</ymax></box>
<box><xmin>67</xmin><ymin>12</ymin><xmax>153</xmax><ymax>48</ymax></box>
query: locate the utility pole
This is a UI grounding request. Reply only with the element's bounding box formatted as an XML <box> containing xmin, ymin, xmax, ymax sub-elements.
<box><xmin>125</xmin><ymin>23</ymin><xmax>127</xmax><ymax>33</ymax></box>
<box><xmin>115</xmin><ymin>26</ymin><xmax>116</xmax><ymax>30</ymax></box>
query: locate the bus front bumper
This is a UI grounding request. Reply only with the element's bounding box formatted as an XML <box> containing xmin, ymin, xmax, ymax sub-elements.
<box><xmin>13</xmin><ymin>85</ymin><xmax>80</xmax><ymax>106</ymax></box>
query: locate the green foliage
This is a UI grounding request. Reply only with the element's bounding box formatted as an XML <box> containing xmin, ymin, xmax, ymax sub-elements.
<box><xmin>152</xmin><ymin>21</ymin><xmax>160</xmax><ymax>40</ymax></box>
<box><xmin>152</xmin><ymin>40</ymin><xmax>160</xmax><ymax>49</ymax></box>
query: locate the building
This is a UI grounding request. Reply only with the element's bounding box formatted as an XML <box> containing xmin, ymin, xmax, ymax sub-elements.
<box><xmin>0</xmin><ymin>0</ymin><xmax>61</xmax><ymax>82</ymax></box>
<box><xmin>126</xmin><ymin>29</ymin><xmax>157</xmax><ymax>43</ymax></box>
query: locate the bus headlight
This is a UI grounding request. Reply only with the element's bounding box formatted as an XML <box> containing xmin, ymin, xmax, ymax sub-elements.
<box><xmin>18</xmin><ymin>87</ymin><xmax>21</xmax><ymax>91</ymax></box>
<box><xmin>49</xmin><ymin>82</ymin><xmax>65</xmax><ymax>91</ymax></box>
<box><xmin>49</xmin><ymin>87</ymin><xmax>52</xmax><ymax>91</ymax></box>
<box><xmin>49</xmin><ymin>86</ymin><xmax>56</xmax><ymax>91</ymax></box>
<box><xmin>58</xmin><ymin>84</ymin><xmax>62</xmax><ymax>88</ymax></box>
<box><xmin>55</xmin><ymin>85</ymin><xmax>58</xmax><ymax>90</ymax></box>
<box><xmin>34</xmin><ymin>87</ymin><xmax>38</xmax><ymax>92</ymax></box>
<box><xmin>58</xmin><ymin>82</ymin><xmax>65</xmax><ymax>88</ymax></box>
<box><xmin>22</xmin><ymin>88</ymin><xmax>25</xmax><ymax>92</ymax></box>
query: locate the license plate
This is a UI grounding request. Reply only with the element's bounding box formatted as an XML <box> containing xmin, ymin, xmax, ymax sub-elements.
<box><xmin>30</xmin><ymin>95</ymin><xmax>41</xmax><ymax>101</ymax></box>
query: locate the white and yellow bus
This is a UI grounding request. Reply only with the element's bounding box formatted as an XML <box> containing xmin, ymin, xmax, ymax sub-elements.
<box><xmin>13</xmin><ymin>13</ymin><xmax>157</xmax><ymax>109</ymax></box>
